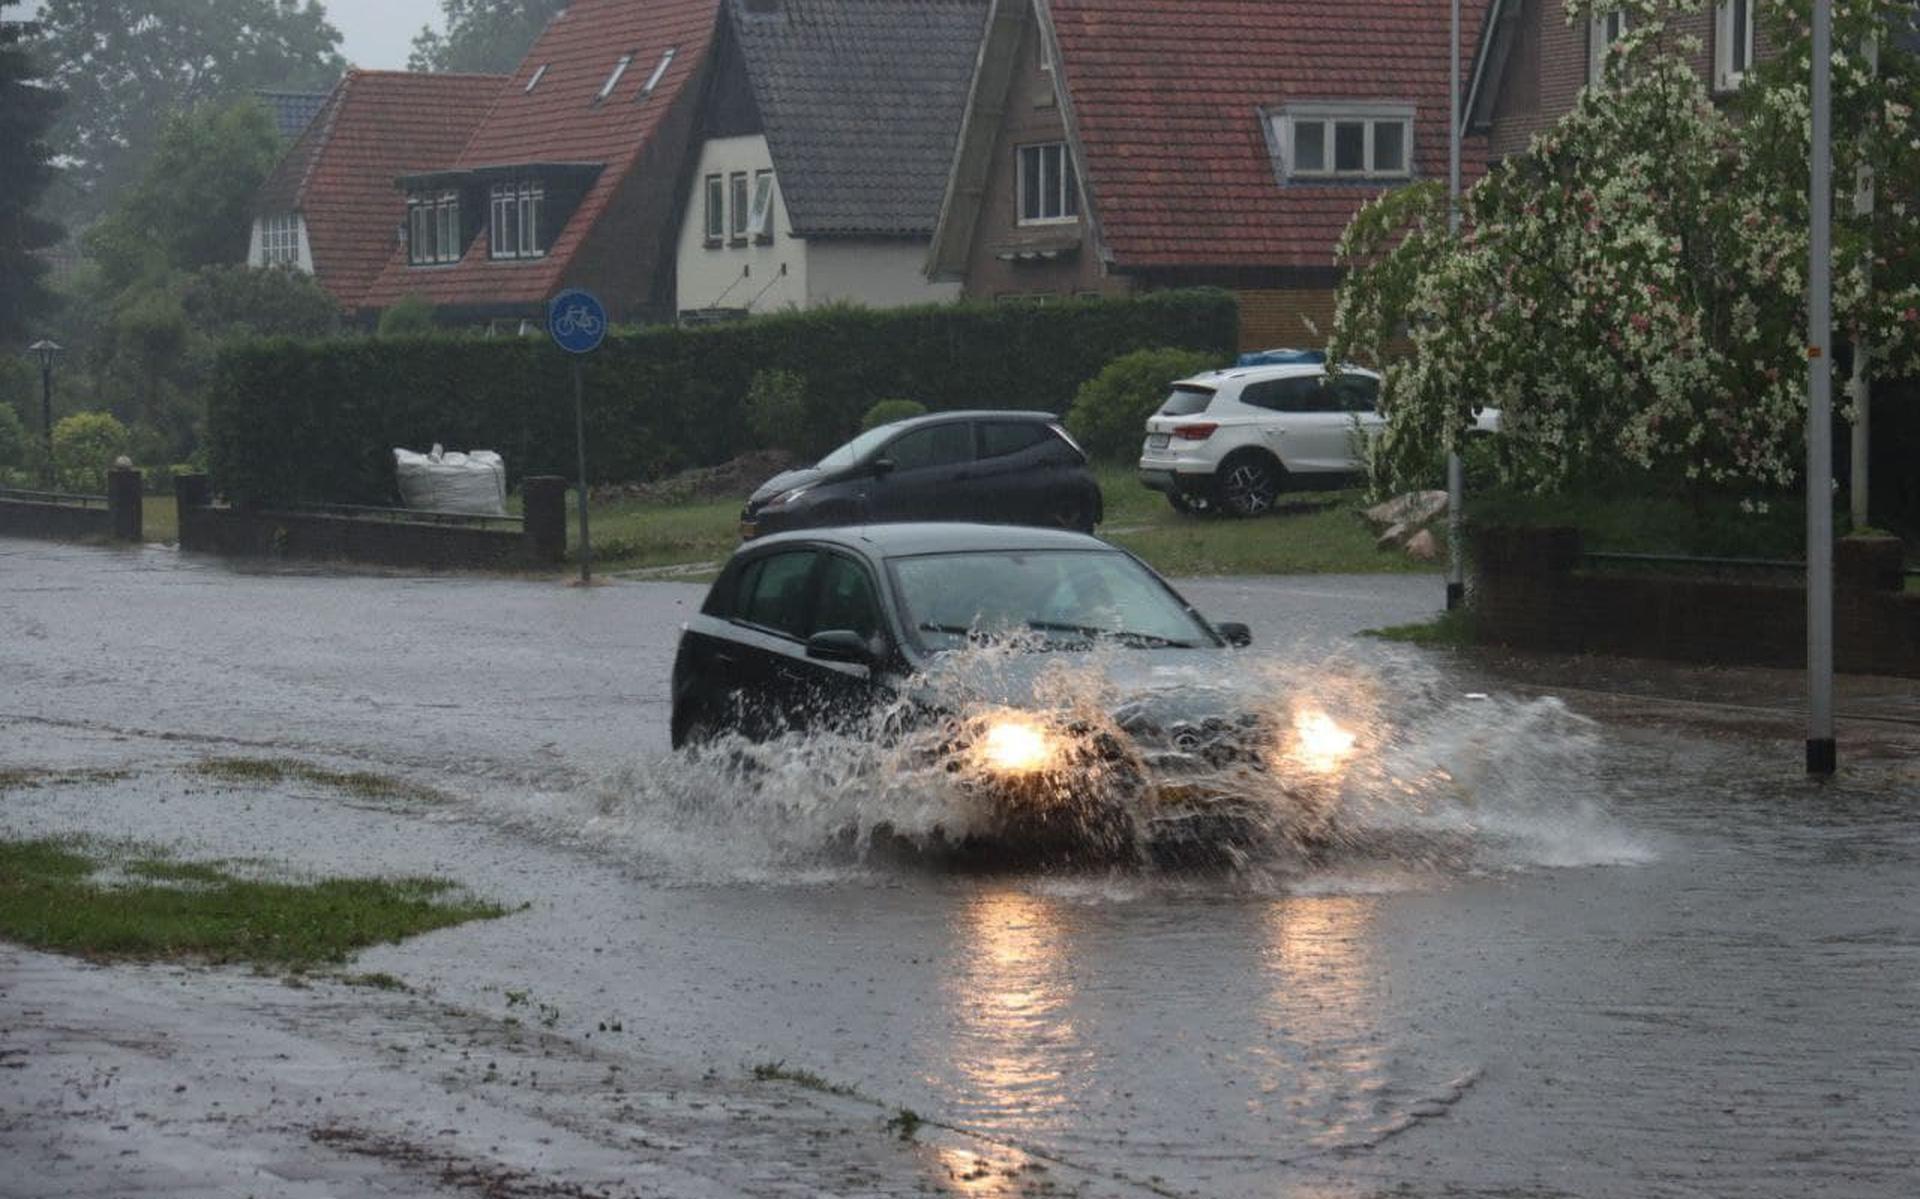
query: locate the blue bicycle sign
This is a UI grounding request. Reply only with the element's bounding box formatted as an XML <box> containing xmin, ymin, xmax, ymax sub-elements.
<box><xmin>547</xmin><ymin>289</ymin><xmax>608</xmax><ymax>354</ymax></box>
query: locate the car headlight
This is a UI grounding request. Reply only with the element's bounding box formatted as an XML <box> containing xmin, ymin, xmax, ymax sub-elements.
<box><xmin>1288</xmin><ymin>708</ymin><xmax>1357</xmax><ymax>777</ymax></box>
<box><xmin>761</xmin><ymin>485</ymin><xmax>813</xmax><ymax>510</ymax></box>
<box><xmin>972</xmin><ymin>713</ymin><xmax>1060</xmax><ymax>775</ymax></box>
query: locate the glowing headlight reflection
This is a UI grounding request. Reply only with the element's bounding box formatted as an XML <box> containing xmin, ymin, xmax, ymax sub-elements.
<box><xmin>975</xmin><ymin>715</ymin><xmax>1058</xmax><ymax>774</ymax></box>
<box><xmin>1290</xmin><ymin>708</ymin><xmax>1357</xmax><ymax>776</ymax></box>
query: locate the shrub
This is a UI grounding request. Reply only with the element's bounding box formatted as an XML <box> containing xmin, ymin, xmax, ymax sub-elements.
<box><xmin>377</xmin><ymin>295</ymin><xmax>436</xmax><ymax>337</ymax></box>
<box><xmin>0</xmin><ymin>404</ymin><xmax>25</xmax><ymax>468</ymax></box>
<box><xmin>744</xmin><ymin>369</ymin><xmax>810</xmax><ymax>453</ymax></box>
<box><xmin>52</xmin><ymin>412</ymin><xmax>131</xmax><ymax>493</ymax></box>
<box><xmin>860</xmin><ymin>398</ymin><xmax>926</xmax><ymax>430</ymax></box>
<box><xmin>1065</xmin><ymin>347</ymin><xmax>1223</xmax><ymax>462</ymax></box>
<box><xmin>209</xmin><ymin>290</ymin><xmax>1238</xmax><ymax>505</ymax></box>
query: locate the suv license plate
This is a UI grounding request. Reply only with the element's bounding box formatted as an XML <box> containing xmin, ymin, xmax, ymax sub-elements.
<box><xmin>1148</xmin><ymin>433</ymin><xmax>1170</xmax><ymax>449</ymax></box>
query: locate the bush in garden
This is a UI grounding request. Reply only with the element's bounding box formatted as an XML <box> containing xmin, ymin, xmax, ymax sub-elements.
<box><xmin>376</xmin><ymin>295</ymin><xmax>436</xmax><ymax>337</ymax></box>
<box><xmin>860</xmin><ymin>398</ymin><xmax>926</xmax><ymax>430</ymax></box>
<box><xmin>1065</xmin><ymin>347</ymin><xmax>1222</xmax><ymax>462</ymax></box>
<box><xmin>744</xmin><ymin>369</ymin><xmax>810</xmax><ymax>453</ymax></box>
<box><xmin>52</xmin><ymin>412</ymin><xmax>131</xmax><ymax>493</ymax></box>
<box><xmin>0</xmin><ymin>404</ymin><xmax>25</xmax><ymax>469</ymax></box>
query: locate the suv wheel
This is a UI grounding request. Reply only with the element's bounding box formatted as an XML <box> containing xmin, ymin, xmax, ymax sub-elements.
<box><xmin>1215</xmin><ymin>453</ymin><xmax>1283</xmax><ymax>517</ymax></box>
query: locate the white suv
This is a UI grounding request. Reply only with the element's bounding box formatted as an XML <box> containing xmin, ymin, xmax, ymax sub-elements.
<box><xmin>1136</xmin><ymin>359</ymin><xmax>1495</xmax><ymax>516</ymax></box>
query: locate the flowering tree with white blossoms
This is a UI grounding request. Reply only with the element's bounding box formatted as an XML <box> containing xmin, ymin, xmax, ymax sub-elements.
<box><xmin>1329</xmin><ymin>0</ymin><xmax>1920</xmax><ymax>498</ymax></box>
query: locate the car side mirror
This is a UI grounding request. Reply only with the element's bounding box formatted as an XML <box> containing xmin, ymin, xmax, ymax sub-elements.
<box><xmin>1216</xmin><ymin>621</ymin><xmax>1252</xmax><ymax>648</ymax></box>
<box><xmin>869</xmin><ymin>458</ymin><xmax>896</xmax><ymax>477</ymax></box>
<box><xmin>807</xmin><ymin>629</ymin><xmax>875</xmax><ymax>664</ymax></box>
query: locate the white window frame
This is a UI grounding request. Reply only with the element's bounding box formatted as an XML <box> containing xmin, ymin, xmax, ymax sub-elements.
<box><xmin>489</xmin><ymin>179</ymin><xmax>545</xmax><ymax>260</ymax></box>
<box><xmin>729</xmin><ymin>171</ymin><xmax>749</xmax><ymax>240</ymax></box>
<box><xmin>596</xmin><ymin>53</ymin><xmax>632</xmax><ymax>103</ymax></box>
<box><xmin>1715</xmin><ymin>0</ymin><xmax>1755</xmax><ymax>91</ymax></box>
<box><xmin>407</xmin><ymin>190</ymin><xmax>461</xmax><ymax>265</ymax></box>
<box><xmin>1272</xmin><ymin>103</ymin><xmax>1415</xmax><ymax>181</ymax></box>
<box><xmin>1016</xmin><ymin>142</ymin><xmax>1078</xmax><ymax>225</ymax></box>
<box><xmin>261</xmin><ymin>212</ymin><xmax>301</xmax><ymax>267</ymax></box>
<box><xmin>703</xmin><ymin>173</ymin><xmax>724</xmax><ymax>244</ymax></box>
<box><xmin>638</xmin><ymin>47</ymin><xmax>675</xmax><ymax>99</ymax></box>
<box><xmin>749</xmin><ymin>169</ymin><xmax>775</xmax><ymax>241</ymax></box>
<box><xmin>1589</xmin><ymin>9</ymin><xmax>1630</xmax><ymax>82</ymax></box>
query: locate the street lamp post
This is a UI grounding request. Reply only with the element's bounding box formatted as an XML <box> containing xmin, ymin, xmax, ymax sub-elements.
<box><xmin>1445</xmin><ymin>0</ymin><xmax>1466</xmax><ymax>611</ymax></box>
<box><xmin>28</xmin><ymin>339</ymin><xmax>60</xmax><ymax>489</ymax></box>
<box><xmin>1806</xmin><ymin>0</ymin><xmax>1835</xmax><ymax>776</ymax></box>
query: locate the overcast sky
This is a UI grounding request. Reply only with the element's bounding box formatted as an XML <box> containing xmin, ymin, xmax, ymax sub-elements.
<box><xmin>17</xmin><ymin>0</ymin><xmax>447</xmax><ymax>71</ymax></box>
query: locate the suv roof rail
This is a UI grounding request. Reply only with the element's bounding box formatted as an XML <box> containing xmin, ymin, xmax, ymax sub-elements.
<box><xmin>1234</xmin><ymin>348</ymin><xmax>1325</xmax><ymax>367</ymax></box>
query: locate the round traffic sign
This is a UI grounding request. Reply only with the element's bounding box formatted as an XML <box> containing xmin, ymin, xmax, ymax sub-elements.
<box><xmin>547</xmin><ymin>288</ymin><xmax>608</xmax><ymax>354</ymax></box>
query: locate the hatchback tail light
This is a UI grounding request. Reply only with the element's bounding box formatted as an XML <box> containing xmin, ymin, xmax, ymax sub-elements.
<box><xmin>1172</xmin><ymin>423</ymin><xmax>1218</xmax><ymax>441</ymax></box>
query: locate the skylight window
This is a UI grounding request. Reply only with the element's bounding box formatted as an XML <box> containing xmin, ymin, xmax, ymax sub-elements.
<box><xmin>525</xmin><ymin>63</ymin><xmax>548</xmax><ymax>93</ymax></box>
<box><xmin>638</xmin><ymin>48</ymin><xmax>676</xmax><ymax>99</ymax></box>
<box><xmin>596</xmin><ymin>53</ymin><xmax>633</xmax><ymax>103</ymax></box>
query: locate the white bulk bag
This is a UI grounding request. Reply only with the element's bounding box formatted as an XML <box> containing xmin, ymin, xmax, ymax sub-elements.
<box><xmin>393</xmin><ymin>444</ymin><xmax>507</xmax><ymax>516</ymax></box>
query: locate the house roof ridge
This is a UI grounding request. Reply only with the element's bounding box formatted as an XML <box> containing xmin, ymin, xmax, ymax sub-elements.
<box><xmin>288</xmin><ymin>74</ymin><xmax>354</xmax><ymax>211</ymax></box>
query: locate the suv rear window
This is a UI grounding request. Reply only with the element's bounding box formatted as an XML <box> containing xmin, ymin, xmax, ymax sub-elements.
<box><xmin>1159</xmin><ymin>386</ymin><xmax>1214</xmax><ymax>417</ymax></box>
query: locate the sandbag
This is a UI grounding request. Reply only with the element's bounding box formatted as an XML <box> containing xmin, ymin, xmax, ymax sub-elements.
<box><xmin>393</xmin><ymin>444</ymin><xmax>507</xmax><ymax>515</ymax></box>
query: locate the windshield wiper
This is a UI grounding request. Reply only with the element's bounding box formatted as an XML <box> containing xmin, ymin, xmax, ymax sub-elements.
<box><xmin>1025</xmin><ymin>620</ymin><xmax>1195</xmax><ymax>649</ymax></box>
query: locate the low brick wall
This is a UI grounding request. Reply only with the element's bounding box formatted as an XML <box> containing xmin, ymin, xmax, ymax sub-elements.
<box><xmin>174</xmin><ymin>474</ymin><xmax>567</xmax><ymax>571</ymax></box>
<box><xmin>0</xmin><ymin>469</ymin><xmax>141</xmax><ymax>543</ymax></box>
<box><xmin>1472</xmin><ymin>527</ymin><xmax>1920</xmax><ymax>677</ymax></box>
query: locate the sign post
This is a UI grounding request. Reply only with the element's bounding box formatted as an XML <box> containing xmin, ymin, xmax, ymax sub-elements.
<box><xmin>548</xmin><ymin>288</ymin><xmax>608</xmax><ymax>583</ymax></box>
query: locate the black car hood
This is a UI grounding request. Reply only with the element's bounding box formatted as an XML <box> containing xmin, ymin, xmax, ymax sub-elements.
<box><xmin>747</xmin><ymin>466</ymin><xmax>830</xmax><ymax>506</ymax></box>
<box><xmin>906</xmin><ymin>647</ymin><xmax>1253</xmax><ymax>727</ymax></box>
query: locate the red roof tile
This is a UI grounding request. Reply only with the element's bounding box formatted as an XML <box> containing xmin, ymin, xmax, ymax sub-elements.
<box><xmin>358</xmin><ymin>0</ymin><xmax>721</xmax><ymax>311</ymax></box>
<box><xmin>1046</xmin><ymin>0</ymin><xmax>1487</xmax><ymax>271</ymax></box>
<box><xmin>257</xmin><ymin>70</ymin><xmax>508</xmax><ymax>309</ymax></box>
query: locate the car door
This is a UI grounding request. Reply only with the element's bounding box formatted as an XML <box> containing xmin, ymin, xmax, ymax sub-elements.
<box><xmin>786</xmin><ymin>551</ymin><xmax>892</xmax><ymax>731</ymax></box>
<box><xmin>1327</xmin><ymin>373</ymin><xmax>1384</xmax><ymax>471</ymax></box>
<box><xmin>967</xmin><ymin>419</ymin><xmax>1063</xmax><ymax>523</ymax></box>
<box><xmin>721</xmin><ymin>547</ymin><xmax>821</xmax><ymax>739</ymax></box>
<box><xmin>867</xmin><ymin>421</ymin><xmax>977</xmax><ymax>523</ymax></box>
<box><xmin>1241</xmin><ymin>375</ymin><xmax>1347</xmax><ymax>473</ymax></box>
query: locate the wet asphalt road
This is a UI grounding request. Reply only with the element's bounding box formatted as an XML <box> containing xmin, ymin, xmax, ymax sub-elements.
<box><xmin>3</xmin><ymin>538</ymin><xmax>1917</xmax><ymax>1198</ymax></box>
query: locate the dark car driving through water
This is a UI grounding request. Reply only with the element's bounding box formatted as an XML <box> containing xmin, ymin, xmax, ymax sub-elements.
<box><xmin>740</xmin><ymin>411</ymin><xmax>1102</xmax><ymax>540</ymax></box>
<box><xmin>670</xmin><ymin>524</ymin><xmax>1362</xmax><ymax>865</ymax></box>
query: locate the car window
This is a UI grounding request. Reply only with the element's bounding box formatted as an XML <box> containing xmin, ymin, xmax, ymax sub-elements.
<box><xmin>890</xmin><ymin>549</ymin><xmax>1212</xmax><ymax>651</ymax></box>
<box><xmin>979</xmin><ymin>421</ymin><xmax>1050</xmax><ymax>459</ymax></box>
<box><xmin>1239</xmin><ymin>377</ymin><xmax>1339</xmax><ymax>413</ymax></box>
<box><xmin>1328</xmin><ymin>374</ymin><xmax>1380</xmax><ymax>413</ymax></box>
<box><xmin>883</xmin><ymin>422</ymin><xmax>974</xmax><ymax>471</ymax></box>
<box><xmin>812</xmin><ymin>554</ymin><xmax>881</xmax><ymax>640</ymax></box>
<box><xmin>1159</xmin><ymin>386</ymin><xmax>1214</xmax><ymax>417</ymax></box>
<box><xmin>815</xmin><ymin>424</ymin><xmax>895</xmax><ymax>471</ymax></box>
<box><xmin>737</xmin><ymin>550</ymin><xmax>818</xmax><ymax>636</ymax></box>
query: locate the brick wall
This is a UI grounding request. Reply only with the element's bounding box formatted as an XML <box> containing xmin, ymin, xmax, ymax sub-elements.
<box><xmin>1235</xmin><ymin>288</ymin><xmax>1338</xmax><ymax>353</ymax></box>
<box><xmin>1472</xmin><ymin>526</ymin><xmax>1920</xmax><ymax>677</ymax></box>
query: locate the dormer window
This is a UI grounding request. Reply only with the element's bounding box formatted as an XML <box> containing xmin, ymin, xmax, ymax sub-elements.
<box><xmin>1715</xmin><ymin>0</ymin><xmax>1755</xmax><ymax>90</ymax></box>
<box><xmin>261</xmin><ymin>213</ymin><xmax>301</xmax><ymax>268</ymax></box>
<box><xmin>1017</xmin><ymin>142</ymin><xmax>1078</xmax><ymax>224</ymax></box>
<box><xmin>1273</xmin><ymin>104</ymin><xmax>1413</xmax><ymax>180</ymax></box>
<box><xmin>490</xmin><ymin>179</ymin><xmax>545</xmax><ymax>259</ymax></box>
<box><xmin>638</xmin><ymin>48</ymin><xmax>675</xmax><ymax>99</ymax></box>
<box><xmin>407</xmin><ymin>190</ymin><xmax>461</xmax><ymax>265</ymax></box>
<box><xmin>596</xmin><ymin>53</ymin><xmax>633</xmax><ymax>103</ymax></box>
<box><xmin>1590</xmin><ymin>9</ymin><xmax>1630</xmax><ymax>81</ymax></box>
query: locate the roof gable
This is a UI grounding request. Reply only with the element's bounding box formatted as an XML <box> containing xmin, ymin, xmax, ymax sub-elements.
<box><xmin>727</xmin><ymin>0</ymin><xmax>989</xmax><ymax>237</ymax></box>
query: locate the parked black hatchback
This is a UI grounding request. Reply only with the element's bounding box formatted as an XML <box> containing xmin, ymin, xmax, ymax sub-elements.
<box><xmin>740</xmin><ymin>411</ymin><xmax>1102</xmax><ymax>539</ymax></box>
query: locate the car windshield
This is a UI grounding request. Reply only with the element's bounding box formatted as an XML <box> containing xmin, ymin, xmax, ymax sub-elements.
<box><xmin>890</xmin><ymin>549</ymin><xmax>1214</xmax><ymax>651</ymax></box>
<box><xmin>815</xmin><ymin>425</ymin><xmax>898</xmax><ymax>471</ymax></box>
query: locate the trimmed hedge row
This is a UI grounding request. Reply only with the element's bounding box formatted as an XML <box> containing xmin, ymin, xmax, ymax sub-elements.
<box><xmin>209</xmin><ymin>290</ymin><xmax>1238</xmax><ymax>506</ymax></box>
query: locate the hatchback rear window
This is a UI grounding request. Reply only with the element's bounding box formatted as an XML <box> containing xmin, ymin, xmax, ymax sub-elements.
<box><xmin>1159</xmin><ymin>386</ymin><xmax>1214</xmax><ymax>417</ymax></box>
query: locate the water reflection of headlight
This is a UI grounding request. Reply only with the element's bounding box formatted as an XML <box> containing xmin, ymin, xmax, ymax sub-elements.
<box><xmin>1290</xmin><ymin>708</ymin><xmax>1357</xmax><ymax>776</ymax></box>
<box><xmin>974</xmin><ymin>714</ymin><xmax>1059</xmax><ymax>775</ymax></box>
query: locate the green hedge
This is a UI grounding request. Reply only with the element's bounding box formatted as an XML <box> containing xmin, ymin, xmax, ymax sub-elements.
<box><xmin>207</xmin><ymin>290</ymin><xmax>1237</xmax><ymax>506</ymax></box>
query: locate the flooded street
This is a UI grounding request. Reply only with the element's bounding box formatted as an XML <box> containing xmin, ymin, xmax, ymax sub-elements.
<box><xmin>3</xmin><ymin>539</ymin><xmax>1917</xmax><ymax>1198</ymax></box>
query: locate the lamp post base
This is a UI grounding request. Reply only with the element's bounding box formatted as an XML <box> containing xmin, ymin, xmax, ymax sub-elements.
<box><xmin>1806</xmin><ymin>738</ymin><xmax>1836</xmax><ymax>777</ymax></box>
<box><xmin>1445</xmin><ymin>581</ymin><xmax>1464</xmax><ymax>611</ymax></box>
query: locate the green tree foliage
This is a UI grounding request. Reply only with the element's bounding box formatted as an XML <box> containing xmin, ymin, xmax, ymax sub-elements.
<box><xmin>860</xmin><ymin>399</ymin><xmax>927</xmax><ymax>430</ymax></box>
<box><xmin>409</xmin><ymin>0</ymin><xmax>565</xmax><ymax>74</ymax></box>
<box><xmin>1330</xmin><ymin>0</ymin><xmax>1920</xmax><ymax>497</ymax></box>
<box><xmin>51</xmin><ymin>410</ymin><xmax>128</xmax><ymax>492</ymax></box>
<box><xmin>0</xmin><ymin>400</ymin><xmax>26</xmax><ymax>469</ymax></box>
<box><xmin>376</xmin><ymin>295</ymin><xmax>438</xmax><ymax>337</ymax></box>
<box><xmin>0</xmin><ymin>0</ymin><xmax>63</xmax><ymax>345</ymax></box>
<box><xmin>29</xmin><ymin>0</ymin><xmax>341</xmax><ymax>223</ymax></box>
<box><xmin>744</xmin><ymin>369</ymin><xmax>811</xmax><ymax>454</ymax></box>
<box><xmin>1065</xmin><ymin>347</ymin><xmax>1224</xmax><ymax>462</ymax></box>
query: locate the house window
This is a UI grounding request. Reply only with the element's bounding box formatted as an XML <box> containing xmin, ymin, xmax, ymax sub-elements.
<box><xmin>596</xmin><ymin>53</ymin><xmax>632</xmax><ymax>103</ymax></box>
<box><xmin>407</xmin><ymin>190</ymin><xmax>461</xmax><ymax>265</ymax></box>
<box><xmin>1017</xmin><ymin>142</ymin><xmax>1078</xmax><ymax>223</ymax></box>
<box><xmin>729</xmin><ymin>171</ymin><xmax>749</xmax><ymax>241</ymax></box>
<box><xmin>261</xmin><ymin>213</ymin><xmax>301</xmax><ymax>267</ymax></box>
<box><xmin>1277</xmin><ymin>106</ymin><xmax>1414</xmax><ymax>180</ymax></box>
<box><xmin>704</xmin><ymin>173</ymin><xmax>724</xmax><ymax>245</ymax></box>
<box><xmin>489</xmin><ymin>179</ymin><xmax>545</xmax><ymax>259</ymax></box>
<box><xmin>1715</xmin><ymin>0</ymin><xmax>1755</xmax><ymax>90</ymax></box>
<box><xmin>1589</xmin><ymin>9</ymin><xmax>1630</xmax><ymax>81</ymax></box>
<box><xmin>749</xmin><ymin>169</ymin><xmax>775</xmax><ymax>242</ymax></box>
<box><xmin>638</xmin><ymin>47</ymin><xmax>675</xmax><ymax>99</ymax></box>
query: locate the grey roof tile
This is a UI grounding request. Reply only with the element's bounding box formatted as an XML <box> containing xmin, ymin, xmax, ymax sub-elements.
<box><xmin>728</xmin><ymin>0</ymin><xmax>989</xmax><ymax>236</ymax></box>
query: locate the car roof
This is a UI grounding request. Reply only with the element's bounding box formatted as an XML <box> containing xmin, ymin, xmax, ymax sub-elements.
<box><xmin>882</xmin><ymin>409</ymin><xmax>1060</xmax><ymax>431</ymax></box>
<box><xmin>741</xmin><ymin>522</ymin><xmax>1111</xmax><ymax>559</ymax></box>
<box><xmin>1169</xmin><ymin>362</ymin><xmax>1380</xmax><ymax>389</ymax></box>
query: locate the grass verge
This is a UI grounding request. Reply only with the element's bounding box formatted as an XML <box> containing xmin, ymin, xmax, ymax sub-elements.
<box><xmin>0</xmin><ymin>836</ymin><xmax>506</xmax><ymax>968</ymax></box>
<box><xmin>192</xmin><ymin>757</ymin><xmax>444</xmax><ymax>804</ymax></box>
<box><xmin>1361</xmin><ymin>607</ymin><xmax>1477</xmax><ymax>648</ymax></box>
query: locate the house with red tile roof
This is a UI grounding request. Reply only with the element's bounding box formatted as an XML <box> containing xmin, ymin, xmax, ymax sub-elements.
<box><xmin>925</xmin><ymin>0</ymin><xmax>1487</xmax><ymax>350</ymax></box>
<box><xmin>357</xmin><ymin>0</ymin><xmax>720</xmax><ymax>324</ymax></box>
<box><xmin>250</xmin><ymin>70</ymin><xmax>507</xmax><ymax>310</ymax></box>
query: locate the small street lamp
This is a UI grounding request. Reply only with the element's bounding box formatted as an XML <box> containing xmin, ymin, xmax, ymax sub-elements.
<box><xmin>27</xmin><ymin>339</ymin><xmax>61</xmax><ymax>489</ymax></box>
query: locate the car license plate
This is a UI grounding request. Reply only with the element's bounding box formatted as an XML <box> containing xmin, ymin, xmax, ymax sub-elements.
<box><xmin>1148</xmin><ymin>433</ymin><xmax>1170</xmax><ymax>449</ymax></box>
